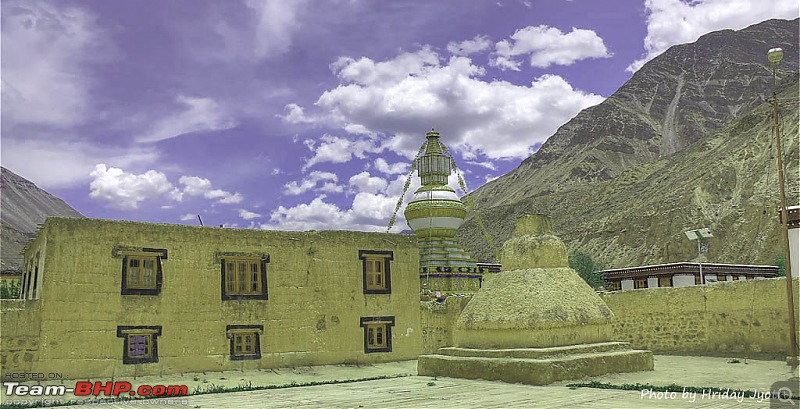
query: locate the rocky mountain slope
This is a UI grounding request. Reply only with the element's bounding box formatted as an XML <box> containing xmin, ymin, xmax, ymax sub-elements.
<box><xmin>1</xmin><ymin>167</ymin><xmax>84</xmax><ymax>273</ymax></box>
<box><xmin>460</xmin><ymin>18</ymin><xmax>799</xmax><ymax>268</ymax></box>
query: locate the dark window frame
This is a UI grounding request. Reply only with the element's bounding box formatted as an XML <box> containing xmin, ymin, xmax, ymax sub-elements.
<box><xmin>358</xmin><ymin>250</ymin><xmax>393</xmax><ymax>294</ymax></box>
<box><xmin>359</xmin><ymin>316</ymin><xmax>395</xmax><ymax>353</ymax></box>
<box><xmin>221</xmin><ymin>256</ymin><xmax>269</xmax><ymax>301</ymax></box>
<box><xmin>116</xmin><ymin>325</ymin><xmax>162</xmax><ymax>364</ymax></box>
<box><xmin>121</xmin><ymin>248</ymin><xmax>167</xmax><ymax>296</ymax></box>
<box><xmin>226</xmin><ymin>324</ymin><xmax>264</xmax><ymax>360</ymax></box>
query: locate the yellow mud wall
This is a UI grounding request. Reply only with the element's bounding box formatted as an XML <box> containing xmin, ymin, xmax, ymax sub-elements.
<box><xmin>601</xmin><ymin>277</ymin><xmax>800</xmax><ymax>358</ymax></box>
<box><xmin>1</xmin><ymin>218</ymin><xmax>422</xmax><ymax>379</ymax></box>
<box><xmin>420</xmin><ymin>278</ymin><xmax>799</xmax><ymax>358</ymax></box>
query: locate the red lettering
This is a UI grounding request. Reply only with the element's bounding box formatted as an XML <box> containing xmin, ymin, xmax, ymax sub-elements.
<box><xmin>138</xmin><ymin>385</ymin><xmax>151</xmax><ymax>396</ymax></box>
<box><xmin>151</xmin><ymin>385</ymin><xmax>166</xmax><ymax>396</ymax></box>
<box><xmin>74</xmin><ymin>382</ymin><xmax>92</xmax><ymax>396</ymax></box>
<box><xmin>93</xmin><ymin>381</ymin><xmax>113</xmax><ymax>396</ymax></box>
<box><xmin>112</xmin><ymin>382</ymin><xmax>131</xmax><ymax>396</ymax></box>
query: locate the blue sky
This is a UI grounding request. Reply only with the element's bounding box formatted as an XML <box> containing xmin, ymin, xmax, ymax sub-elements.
<box><xmin>2</xmin><ymin>0</ymin><xmax>797</xmax><ymax>231</ymax></box>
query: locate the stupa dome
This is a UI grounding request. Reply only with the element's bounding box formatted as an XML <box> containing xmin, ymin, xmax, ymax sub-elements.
<box><xmin>453</xmin><ymin>214</ymin><xmax>615</xmax><ymax>348</ymax></box>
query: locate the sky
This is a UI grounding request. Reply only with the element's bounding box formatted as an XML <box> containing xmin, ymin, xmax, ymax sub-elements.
<box><xmin>2</xmin><ymin>0</ymin><xmax>798</xmax><ymax>232</ymax></box>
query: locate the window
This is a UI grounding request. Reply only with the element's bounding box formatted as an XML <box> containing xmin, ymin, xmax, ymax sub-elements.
<box><xmin>221</xmin><ymin>257</ymin><xmax>269</xmax><ymax>300</ymax></box>
<box><xmin>717</xmin><ymin>274</ymin><xmax>727</xmax><ymax>282</ymax></box>
<box><xmin>359</xmin><ymin>250</ymin><xmax>393</xmax><ymax>294</ymax></box>
<box><xmin>121</xmin><ymin>248</ymin><xmax>167</xmax><ymax>295</ymax></box>
<box><xmin>695</xmin><ymin>275</ymin><xmax>702</xmax><ymax>285</ymax></box>
<box><xmin>634</xmin><ymin>278</ymin><xmax>647</xmax><ymax>289</ymax></box>
<box><xmin>360</xmin><ymin>317</ymin><xmax>395</xmax><ymax>353</ymax></box>
<box><xmin>658</xmin><ymin>276</ymin><xmax>673</xmax><ymax>287</ymax></box>
<box><xmin>226</xmin><ymin>325</ymin><xmax>263</xmax><ymax>360</ymax></box>
<box><xmin>117</xmin><ymin>326</ymin><xmax>162</xmax><ymax>364</ymax></box>
<box><xmin>607</xmin><ymin>281</ymin><xmax>621</xmax><ymax>291</ymax></box>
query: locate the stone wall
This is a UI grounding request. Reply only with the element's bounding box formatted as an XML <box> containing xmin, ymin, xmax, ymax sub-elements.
<box><xmin>1</xmin><ymin>217</ymin><xmax>422</xmax><ymax>379</ymax></box>
<box><xmin>420</xmin><ymin>277</ymin><xmax>799</xmax><ymax>359</ymax></box>
<box><xmin>0</xmin><ymin>300</ymin><xmax>42</xmax><ymax>374</ymax></box>
<box><xmin>601</xmin><ymin>277</ymin><xmax>800</xmax><ymax>358</ymax></box>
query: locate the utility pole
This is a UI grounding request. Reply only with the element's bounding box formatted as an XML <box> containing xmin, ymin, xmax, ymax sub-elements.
<box><xmin>768</xmin><ymin>47</ymin><xmax>798</xmax><ymax>366</ymax></box>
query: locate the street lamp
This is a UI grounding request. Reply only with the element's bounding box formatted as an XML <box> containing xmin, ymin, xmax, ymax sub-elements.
<box><xmin>684</xmin><ymin>228</ymin><xmax>712</xmax><ymax>284</ymax></box>
<box><xmin>767</xmin><ymin>47</ymin><xmax>798</xmax><ymax>365</ymax></box>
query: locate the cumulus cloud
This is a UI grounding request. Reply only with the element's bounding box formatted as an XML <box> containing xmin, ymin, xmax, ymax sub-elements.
<box><xmin>302</xmin><ymin>134</ymin><xmax>381</xmax><ymax>170</ymax></box>
<box><xmin>302</xmin><ymin>49</ymin><xmax>603</xmax><ymax>160</ymax></box>
<box><xmin>1</xmin><ymin>0</ymin><xmax>107</xmax><ymax>129</ymax></box>
<box><xmin>278</xmin><ymin>103</ymin><xmax>314</xmax><ymax>124</ymax></box>
<box><xmin>628</xmin><ymin>0</ymin><xmax>799</xmax><ymax>72</ymax></box>
<box><xmin>491</xmin><ymin>25</ymin><xmax>611</xmax><ymax>70</ymax></box>
<box><xmin>374</xmin><ymin>158</ymin><xmax>409</xmax><ymax>175</ymax></box>
<box><xmin>1</xmin><ymin>138</ymin><xmax>159</xmax><ymax>189</ymax></box>
<box><xmin>447</xmin><ymin>35</ymin><xmax>492</xmax><ymax>56</ymax></box>
<box><xmin>89</xmin><ymin>165</ymin><xmax>176</xmax><ymax>210</ymax></box>
<box><xmin>284</xmin><ymin>171</ymin><xmax>343</xmax><ymax>195</ymax></box>
<box><xmin>264</xmin><ymin>171</ymin><xmax>468</xmax><ymax>232</ymax></box>
<box><xmin>239</xmin><ymin>209</ymin><xmax>262</xmax><ymax>220</ymax></box>
<box><xmin>139</xmin><ymin>95</ymin><xmax>237</xmax><ymax>143</ymax></box>
<box><xmin>349</xmin><ymin>171</ymin><xmax>388</xmax><ymax>194</ymax></box>
<box><xmin>178</xmin><ymin>175</ymin><xmax>243</xmax><ymax>204</ymax></box>
<box><xmin>180</xmin><ymin>213</ymin><xmax>196</xmax><ymax>221</ymax></box>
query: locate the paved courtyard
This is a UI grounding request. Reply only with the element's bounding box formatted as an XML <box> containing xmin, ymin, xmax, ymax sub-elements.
<box><xmin>2</xmin><ymin>356</ymin><xmax>797</xmax><ymax>408</ymax></box>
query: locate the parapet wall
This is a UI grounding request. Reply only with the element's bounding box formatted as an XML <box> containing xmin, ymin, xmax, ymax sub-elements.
<box><xmin>421</xmin><ymin>278</ymin><xmax>800</xmax><ymax>358</ymax></box>
<box><xmin>601</xmin><ymin>277</ymin><xmax>800</xmax><ymax>358</ymax></box>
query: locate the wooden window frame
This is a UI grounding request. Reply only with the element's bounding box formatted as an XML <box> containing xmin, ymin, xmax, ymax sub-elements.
<box><xmin>634</xmin><ymin>278</ymin><xmax>647</xmax><ymax>289</ymax></box>
<box><xmin>121</xmin><ymin>248</ymin><xmax>167</xmax><ymax>295</ymax></box>
<box><xmin>360</xmin><ymin>316</ymin><xmax>394</xmax><ymax>353</ymax></box>
<box><xmin>117</xmin><ymin>326</ymin><xmax>162</xmax><ymax>364</ymax></box>
<box><xmin>658</xmin><ymin>276</ymin><xmax>673</xmax><ymax>288</ymax></box>
<box><xmin>359</xmin><ymin>250</ymin><xmax>393</xmax><ymax>294</ymax></box>
<box><xmin>226</xmin><ymin>325</ymin><xmax>263</xmax><ymax>360</ymax></box>
<box><xmin>608</xmin><ymin>281</ymin><xmax>621</xmax><ymax>291</ymax></box>
<box><xmin>221</xmin><ymin>257</ymin><xmax>269</xmax><ymax>300</ymax></box>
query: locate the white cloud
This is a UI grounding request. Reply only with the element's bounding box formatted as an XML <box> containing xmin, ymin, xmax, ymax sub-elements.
<box><xmin>374</xmin><ymin>158</ymin><xmax>409</xmax><ymax>175</ymax></box>
<box><xmin>278</xmin><ymin>103</ymin><xmax>313</xmax><ymax>124</ymax></box>
<box><xmin>180</xmin><ymin>176</ymin><xmax>213</xmax><ymax>196</ymax></box>
<box><xmin>306</xmin><ymin>49</ymin><xmax>603</xmax><ymax>160</ymax></box>
<box><xmin>628</xmin><ymin>0</ymin><xmax>799</xmax><ymax>72</ymax></box>
<box><xmin>89</xmin><ymin>165</ymin><xmax>176</xmax><ymax>210</ymax></box>
<box><xmin>263</xmin><ymin>172</ymin><xmax>469</xmax><ymax>233</ymax></box>
<box><xmin>244</xmin><ymin>0</ymin><xmax>308</xmax><ymax>58</ymax></box>
<box><xmin>139</xmin><ymin>95</ymin><xmax>237</xmax><ymax>143</ymax></box>
<box><xmin>1</xmin><ymin>0</ymin><xmax>106</xmax><ymax>129</ymax></box>
<box><xmin>180</xmin><ymin>213</ymin><xmax>197</xmax><ymax>221</ymax></box>
<box><xmin>466</xmin><ymin>160</ymin><xmax>497</xmax><ymax>171</ymax></box>
<box><xmin>178</xmin><ymin>175</ymin><xmax>244</xmax><ymax>204</ymax></box>
<box><xmin>266</xmin><ymin>195</ymin><xmax>357</xmax><ymax>231</ymax></box>
<box><xmin>239</xmin><ymin>209</ymin><xmax>262</xmax><ymax>220</ymax></box>
<box><xmin>218</xmin><ymin>192</ymin><xmax>244</xmax><ymax>204</ymax></box>
<box><xmin>302</xmin><ymin>134</ymin><xmax>381</xmax><ymax>170</ymax></box>
<box><xmin>283</xmin><ymin>171</ymin><xmax>342</xmax><ymax>195</ymax></box>
<box><xmin>447</xmin><ymin>35</ymin><xmax>492</xmax><ymax>56</ymax></box>
<box><xmin>349</xmin><ymin>171</ymin><xmax>388</xmax><ymax>194</ymax></box>
<box><xmin>1</xmin><ymin>138</ymin><xmax>159</xmax><ymax>189</ymax></box>
<box><xmin>491</xmin><ymin>25</ymin><xmax>611</xmax><ymax>70</ymax></box>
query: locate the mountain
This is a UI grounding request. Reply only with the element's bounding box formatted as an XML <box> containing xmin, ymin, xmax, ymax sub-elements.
<box><xmin>460</xmin><ymin>18</ymin><xmax>799</xmax><ymax>268</ymax></box>
<box><xmin>0</xmin><ymin>167</ymin><xmax>84</xmax><ymax>273</ymax></box>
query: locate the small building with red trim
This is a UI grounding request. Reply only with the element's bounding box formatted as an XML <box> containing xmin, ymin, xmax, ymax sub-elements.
<box><xmin>600</xmin><ymin>262</ymin><xmax>779</xmax><ymax>291</ymax></box>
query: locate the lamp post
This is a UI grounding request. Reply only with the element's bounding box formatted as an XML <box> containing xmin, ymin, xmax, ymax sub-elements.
<box><xmin>684</xmin><ymin>228</ymin><xmax>712</xmax><ymax>284</ymax></box>
<box><xmin>767</xmin><ymin>47</ymin><xmax>799</xmax><ymax>365</ymax></box>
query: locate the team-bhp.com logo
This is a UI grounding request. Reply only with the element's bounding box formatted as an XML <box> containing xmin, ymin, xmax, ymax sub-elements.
<box><xmin>4</xmin><ymin>381</ymin><xmax>188</xmax><ymax>398</ymax></box>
